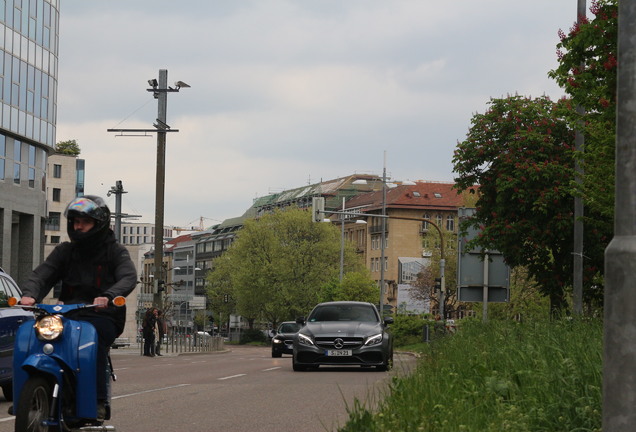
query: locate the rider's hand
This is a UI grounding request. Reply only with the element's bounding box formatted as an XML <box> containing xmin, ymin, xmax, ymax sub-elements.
<box><xmin>20</xmin><ymin>296</ymin><xmax>36</xmax><ymax>306</ymax></box>
<box><xmin>93</xmin><ymin>296</ymin><xmax>109</xmax><ymax>309</ymax></box>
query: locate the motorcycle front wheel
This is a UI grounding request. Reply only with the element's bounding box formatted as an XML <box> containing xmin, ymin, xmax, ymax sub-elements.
<box><xmin>14</xmin><ymin>375</ymin><xmax>55</xmax><ymax>432</ymax></box>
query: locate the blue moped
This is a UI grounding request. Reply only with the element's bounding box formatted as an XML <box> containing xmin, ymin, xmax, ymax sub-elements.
<box><xmin>10</xmin><ymin>297</ymin><xmax>125</xmax><ymax>432</ymax></box>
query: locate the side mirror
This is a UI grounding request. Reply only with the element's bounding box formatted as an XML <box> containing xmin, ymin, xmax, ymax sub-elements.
<box><xmin>295</xmin><ymin>316</ymin><xmax>305</xmax><ymax>325</ymax></box>
<box><xmin>383</xmin><ymin>316</ymin><xmax>394</xmax><ymax>325</ymax></box>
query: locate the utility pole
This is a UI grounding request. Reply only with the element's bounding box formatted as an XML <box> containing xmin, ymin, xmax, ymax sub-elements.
<box><xmin>379</xmin><ymin>152</ymin><xmax>387</xmax><ymax>315</ymax></box>
<box><xmin>107</xmin><ymin>180</ymin><xmax>141</xmax><ymax>242</ymax></box>
<box><xmin>604</xmin><ymin>2</ymin><xmax>636</xmax><ymax>429</ymax></box>
<box><xmin>573</xmin><ymin>0</ymin><xmax>586</xmax><ymax>315</ymax></box>
<box><xmin>107</xmin><ymin>69</ymin><xmax>189</xmax><ymax>310</ymax></box>
<box><xmin>108</xmin><ymin>180</ymin><xmax>126</xmax><ymax>242</ymax></box>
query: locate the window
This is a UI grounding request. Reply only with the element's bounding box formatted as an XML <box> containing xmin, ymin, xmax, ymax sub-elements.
<box><xmin>53</xmin><ymin>163</ymin><xmax>61</xmax><ymax>178</ymax></box>
<box><xmin>422</xmin><ymin>213</ymin><xmax>430</xmax><ymax>231</ymax></box>
<box><xmin>52</xmin><ymin>187</ymin><xmax>60</xmax><ymax>202</ymax></box>
<box><xmin>51</xmin><ymin>236</ymin><xmax>60</xmax><ymax>244</ymax></box>
<box><xmin>46</xmin><ymin>212</ymin><xmax>61</xmax><ymax>231</ymax></box>
<box><xmin>446</xmin><ymin>215</ymin><xmax>455</xmax><ymax>232</ymax></box>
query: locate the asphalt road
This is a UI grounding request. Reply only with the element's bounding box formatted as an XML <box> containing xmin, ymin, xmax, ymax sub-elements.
<box><xmin>0</xmin><ymin>345</ymin><xmax>417</xmax><ymax>432</ymax></box>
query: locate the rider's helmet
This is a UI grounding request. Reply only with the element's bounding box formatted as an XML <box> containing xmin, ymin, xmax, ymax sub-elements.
<box><xmin>64</xmin><ymin>195</ymin><xmax>111</xmax><ymax>243</ymax></box>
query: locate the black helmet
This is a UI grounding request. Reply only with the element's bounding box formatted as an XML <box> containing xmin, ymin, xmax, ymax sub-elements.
<box><xmin>64</xmin><ymin>195</ymin><xmax>111</xmax><ymax>242</ymax></box>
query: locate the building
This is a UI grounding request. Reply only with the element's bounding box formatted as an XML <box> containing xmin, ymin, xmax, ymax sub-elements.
<box><xmin>0</xmin><ymin>1</ymin><xmax>60</xmax><ymax>286</ymax></box>
<box><xmin>115</xmin><ymin>222</ymin><xmax>173</xmax><ymax>246</ymax></box>
<box><xmin>43</xmin><ymin>152</ymin><xmax>84</xmax><ymax>257</ymax></box>
<box><xmin>339</xmin><ymin>181</ymin><xmax>468</xmax><ymax>315</ymax></box>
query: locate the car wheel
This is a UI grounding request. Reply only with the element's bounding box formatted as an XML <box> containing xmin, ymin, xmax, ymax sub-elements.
<box><xmin>292</xmin><ymin>357</ymin><xmax>307</xmax><ymax>372</ymax></box>
<box><xmin>376</xmin><ymin>351</ymin><xmax>393</xmax><ymax>372</ymax></box>
<box><xmin>1</xmin><ymin>382</ymin><xmax>13</xmax><ymax>401</ymax></box>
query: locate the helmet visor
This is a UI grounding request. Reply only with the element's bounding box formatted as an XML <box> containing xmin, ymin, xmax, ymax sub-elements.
<box><xmin>64</xmin><ymin>197</ymin><xmax>107</xmax><ymax>221</ymax></box>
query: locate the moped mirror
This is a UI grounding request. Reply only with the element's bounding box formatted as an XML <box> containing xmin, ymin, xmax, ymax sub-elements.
<box><xmin>112</xmin><ymin>296</ymin><xmax>126</xmax><ymax>307</ymax></box>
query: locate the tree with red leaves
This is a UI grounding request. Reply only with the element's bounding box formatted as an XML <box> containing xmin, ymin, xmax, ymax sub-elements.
<box><xmin>453</xmin><ymin>95</ymin><xmax>576</xmax><ymax>315</ymax></box>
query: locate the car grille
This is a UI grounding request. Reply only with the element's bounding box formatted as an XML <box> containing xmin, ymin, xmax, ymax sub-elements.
<box><xmin>314</xmin><ymin>337</ymin><xmax>363</xmax><ymax>350</ymax></box>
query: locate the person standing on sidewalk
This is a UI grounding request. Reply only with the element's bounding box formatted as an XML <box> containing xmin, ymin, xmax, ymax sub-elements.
<box><xmin>142</xmin><ymin>308</ymin><xmax>157</xmax><ymax>356</ymax></box>
<box><xmin>156</xmin><ymin>309</ymin><xmax>167</xmax><ymax>356</ymax></box>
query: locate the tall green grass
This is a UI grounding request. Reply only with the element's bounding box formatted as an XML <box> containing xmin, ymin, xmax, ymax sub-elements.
<box><xmin>341</xmin><ymin>319</ymin><xmax>602</xmax><ymax>432</ymax></box>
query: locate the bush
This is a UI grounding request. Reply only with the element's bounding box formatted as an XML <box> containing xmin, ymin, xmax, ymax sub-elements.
<box><xmin>239</xmin><ymin>328</ymin><xmax>267</xmax><ymax>344</ymax></box>
<box><xmin>390</xmin><ymin>314</ymin><xmax>438</xmax><ymax>347</ymax></box>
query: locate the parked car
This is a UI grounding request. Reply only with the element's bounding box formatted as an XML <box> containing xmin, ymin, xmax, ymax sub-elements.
<box><xmin>292</xmin><ymin>301</ymin><xmax>393</xmax><ymax>371</ymax></box>
<box><xmin>271</xmin><ymin>321</ymin><xmax>301</xmax><ymax>357</ymax></box>
<box><xmin>0</xmin><ymin>268</ymin><xmax>33</xmax><ymax>400</ymax></box>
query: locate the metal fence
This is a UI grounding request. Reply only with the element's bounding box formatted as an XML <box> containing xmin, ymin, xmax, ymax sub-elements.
<box><xmin>134</xmin><ymin>335</ymin><xmax>225</xmax><ymax>355</ymax></box>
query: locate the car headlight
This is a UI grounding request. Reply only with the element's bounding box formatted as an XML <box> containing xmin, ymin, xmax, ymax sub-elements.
<box><xmin>272</xmin><ymin>337</ymin><xmax>283</xmax><ymax>344</ymax></box>
<box><xmin>35</xmin><ymin>315</ymin><xmax>64</xmax><ymax>341</ymax></box>
<box><xmin>297</xmin><ymin>333</ymin><xmax>314</xmax><ymax>346</ymax></box>
<box><xmin>364</xmin><ymin>333</ymin><xmax>383</xmax><ymax>346</ymax></box>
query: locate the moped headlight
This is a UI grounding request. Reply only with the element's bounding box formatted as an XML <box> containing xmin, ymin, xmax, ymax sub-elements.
<box><xmin>35</xmin><ymin>315</ymin><xmax>64</xmax><ymax>341</ymax></box>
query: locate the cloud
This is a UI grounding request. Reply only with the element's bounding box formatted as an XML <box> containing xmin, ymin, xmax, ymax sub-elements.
<box><xmin>55</xmin><ymin>0</ymin><xmax>576</xmax><ymax>225</ymax></box>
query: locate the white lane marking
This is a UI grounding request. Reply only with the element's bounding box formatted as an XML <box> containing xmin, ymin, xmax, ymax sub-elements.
<box><xmin>262</xmin><ymin>367</ymin><xmax>281</xmax><ymax>371</ymax></box>
<box><xmin>112</xmin><ymin>384</ymin><xmax>190</xmax><ymax>399</ymax></box>
<box><xmin>0</xmin><ymin>416</ymin><xmax>14</xmax><ymax>422</ymax></box>
<box><xmin>218</xmin><ymin>374</ymin><xmax>246</xmax><ymax>381</ymax></box>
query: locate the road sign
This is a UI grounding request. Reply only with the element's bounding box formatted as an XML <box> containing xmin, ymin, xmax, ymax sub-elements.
<box><xmin>457</xmin><ymin>208</ymin><xmax>510</xmax><ymax>303</ymax></box>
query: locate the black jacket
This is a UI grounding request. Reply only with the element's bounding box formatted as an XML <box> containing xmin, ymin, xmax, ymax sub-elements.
<box><xmin>22</xmin><ymin>229</ymin><xmax>137</xmax><ymax>334</ymax></box>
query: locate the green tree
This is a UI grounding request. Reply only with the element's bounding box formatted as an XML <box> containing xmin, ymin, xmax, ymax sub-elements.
<box><xmin>548</xmin><ymin>0</ymin><xmax>616</xmax><ymax>311</ymax></box>
<box><xmin>319</xmin><ymin>271</ymin><xmax>378</xmax><ymax>304</ymax></box>
<box><xmin>206</xmin><ymin>207</ymin><xmax>365</xmax><ymax>328</ymax></box>
<box><xmin>55</xmin><ymin>139</ymin><xmax>81</xmax><ymax>156</ymax></box>
<box><xmin>453</xmin><ymin>95</ymin><xmax>576</xmax><ymax>315</ymax></box>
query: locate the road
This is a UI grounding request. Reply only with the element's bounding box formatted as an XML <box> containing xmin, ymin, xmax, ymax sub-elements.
<box><xmin>0</xmin><ymin>345</ymin><xmax>417</xmax><ymax>432</ymax></box>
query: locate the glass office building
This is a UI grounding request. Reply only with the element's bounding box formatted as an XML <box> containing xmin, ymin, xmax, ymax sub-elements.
<box><xmin>0</xmin><ymin>0</ymin><xmax>59</xmax><ymax>285</ymax></box>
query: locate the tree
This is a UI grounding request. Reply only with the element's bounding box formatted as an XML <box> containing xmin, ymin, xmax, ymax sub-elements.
<box><xmin>319</xmin><ymin>271</ymin><xmax>378</xmax><ymax>304</ymax></box>
<box><xmin>206</xmin><ymin>207</ymin><xmax>366</xmax><ymax>329</ymax></box>
<box><xmin>453</xmin><ymin>95</ymin><xmax>576</xmax><ymax>315</ymax></box>
<box><xmin>548</xmin><ymin>0</ymin><xmax>617</xmax><ymax>311</ymax></box>
<box><xmin>55</xmin><ymin>139</ymin><xmax>81</xmax><ymax>156</ymax></box>
<box><xmin>409</xmin><ymin>190</ymin><xmax>477</xmax><ymax>319</ymax></box>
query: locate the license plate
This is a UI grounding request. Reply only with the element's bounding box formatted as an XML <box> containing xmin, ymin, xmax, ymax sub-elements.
<box><xmin>326</xmin><ymin>349</ymin><xmax>352</xmax><ymax>356</ymax></box>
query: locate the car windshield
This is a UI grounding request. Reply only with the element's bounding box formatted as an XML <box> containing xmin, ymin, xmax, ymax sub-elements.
<box><xmin>308</xmin><ymin>304</ymin><xmax>379</xmax><ymax>323</ymax></box>
<box><xmin>278</xmin><ymin>323</ymin><xmax>300</xmax><ymax>333</ymax></box>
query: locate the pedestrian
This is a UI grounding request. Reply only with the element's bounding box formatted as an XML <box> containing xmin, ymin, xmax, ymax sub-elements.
<box><xmin>142</xmin><ymin>308</ymin><xmax>157</xmax><ymax>356</ymax></box>
<box><xmin>156</xmin><ymin>309</ymin><xmax>166</xmax><ymax>356</ymax></box>
<box><xmin>20</xmin><ymin>195</ymin><xmax>137</xmax><ymax>420</ymax></box>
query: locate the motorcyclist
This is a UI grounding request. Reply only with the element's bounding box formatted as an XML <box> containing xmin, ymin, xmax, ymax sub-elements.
<box><xmin>20</xmin><ymin>195</ymin><xmax>137</xmax><ymax>419</ymax></box>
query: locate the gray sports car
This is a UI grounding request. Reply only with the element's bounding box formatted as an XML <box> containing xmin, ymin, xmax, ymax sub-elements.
<box><xmin>292</xmin><ymin>301</ymin><xmax>393</xmax><ymax>371</ymax></box>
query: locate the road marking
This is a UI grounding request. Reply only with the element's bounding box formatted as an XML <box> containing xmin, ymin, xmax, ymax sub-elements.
<box><xmin>0</xmin><ymin>416</ymin><xmax>13</xmax><ymax>422</ymax></box>
<box><xmin>113</xmin><ymin>383</ymin><xmax>190</xmax><ymax>399</ymax></box>
<box><xmin>218</xmin><ymin>374</ymin><xmax>246</xmax><ymax>380</ymax></box>
<box><xmin>262</xmin><ymin>367</ymin><xmax>281</xmax><ymax>371</ymax></box>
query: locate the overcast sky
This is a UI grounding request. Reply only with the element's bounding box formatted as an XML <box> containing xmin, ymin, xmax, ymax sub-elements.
<box><xmin>55</xmin><ymin>1</ymin><xmax>578</xmax><ymax>228</ymax></box>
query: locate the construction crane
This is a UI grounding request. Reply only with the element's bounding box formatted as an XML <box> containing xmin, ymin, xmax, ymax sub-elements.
<box><xmin>172</xmin><ymin>216</ymin><xmax>219</xmax><ymax>234</ymax></box>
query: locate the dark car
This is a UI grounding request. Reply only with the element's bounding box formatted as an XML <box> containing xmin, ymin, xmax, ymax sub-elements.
<box><xmin>271</xmin><ymin>321</ymin><xmax>301</xmax><ymax>357</ymax></box>
<box><xmin>0</xmin><ymin>268</ymin><xmax>33</xmax><ymax>401</ymax></box>
<box><xmin>292</xmin><ymin>301</ymin><xmax>393</xmax><ymax>371</ymax></box>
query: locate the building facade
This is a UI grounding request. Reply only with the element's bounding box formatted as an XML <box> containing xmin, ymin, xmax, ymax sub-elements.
<box><xmin>335</xmin><ymin>181</ymin><xmax>467</xmax><ymax>315</ymax></box>
<box><xmin>0</xmin><ymin>0</ymin><xmax>60</xmax><ymax>286</ymax></box>
<box><xmin>43</xmin><ymin>152</ymin><xmax>83</xmax><ymax>257</ymax></box>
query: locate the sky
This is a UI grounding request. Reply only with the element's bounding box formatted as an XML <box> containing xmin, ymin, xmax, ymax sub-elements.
<box><xmin>55</xmin><ymin>0</ymin><xmax>579</xmax><ymax>229</ymax></box>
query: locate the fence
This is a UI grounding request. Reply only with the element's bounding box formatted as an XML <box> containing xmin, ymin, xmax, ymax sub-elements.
<box><xmin>137</xmin><ymin>334</ymin><xmax>225</xmax><ymax>355</ymax></box>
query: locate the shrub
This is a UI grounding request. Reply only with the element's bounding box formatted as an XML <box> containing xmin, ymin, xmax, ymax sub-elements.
<box><xmin>239</xmin><ymin>328</ymin><xmax>267</xmax><ymax>344</ymax></box>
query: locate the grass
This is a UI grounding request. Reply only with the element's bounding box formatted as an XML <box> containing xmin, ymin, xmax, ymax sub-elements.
<box><xmin>340</xmin><ymin>318</ymin><xmax>602</xmax><ymax>432</ymax></box>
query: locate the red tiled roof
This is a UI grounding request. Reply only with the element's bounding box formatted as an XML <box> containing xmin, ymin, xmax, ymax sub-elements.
<box><xmin>343</xmin><ymin>181</ymin><xmax>467</xmax><ymax>212</ymax></box>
